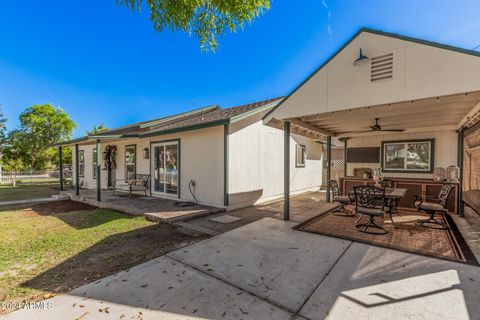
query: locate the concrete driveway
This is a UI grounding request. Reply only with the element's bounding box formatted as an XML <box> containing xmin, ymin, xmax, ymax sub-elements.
<box><xmin>4</xmin><ymin>218</ymin><xmax>480</xmax><ymax>320</ymax></box>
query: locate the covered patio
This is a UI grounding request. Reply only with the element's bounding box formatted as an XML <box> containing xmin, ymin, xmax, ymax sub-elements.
<box><xmin>263</xmin><ymin>28</ymin><xmax>480</xmax><ymax>262</ymax></box>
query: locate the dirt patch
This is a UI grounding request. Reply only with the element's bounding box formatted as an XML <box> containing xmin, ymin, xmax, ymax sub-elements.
<box><xmin>24</xmin><ymin>200</ymin><xmax>97</xmax><ymax>216</ymax></box>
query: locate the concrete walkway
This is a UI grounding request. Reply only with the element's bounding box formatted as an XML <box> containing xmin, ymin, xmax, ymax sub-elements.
<box><xmin>0</xmin><ymin>195</ymin><xmax>69</xmax><ymax>208</ymax></box>
<box><xmin>4</xmin><ymin>218</ymin><xmax>480</xmax><ymax>320</ymax></box>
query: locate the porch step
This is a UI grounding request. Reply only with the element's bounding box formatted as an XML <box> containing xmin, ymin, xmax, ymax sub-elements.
<box><xmin>144</xmin><ymin>206</ymin><xmax>225</xmax><ymax>224</ymax></box>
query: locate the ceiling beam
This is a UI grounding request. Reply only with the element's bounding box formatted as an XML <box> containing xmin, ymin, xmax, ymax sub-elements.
<box><xmin>337</xmin><ymin>125</ymin><xmax>457</xmax><ymax>138</ymax></box>
<box><xmin>288</xmin><ymin>118</ymin><xmax>336</xmax><ymax>137</ymax></box>
<box><xmin>457</xmin><ymin>101</ymin><xmax>480</xmax><ymax>129</ymax></box>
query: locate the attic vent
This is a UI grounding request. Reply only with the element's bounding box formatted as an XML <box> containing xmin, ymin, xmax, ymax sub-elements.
<box><xmin>371</xmin><ymin>53</ymin><xmax>393</xmax><ymax>82</ymax></box>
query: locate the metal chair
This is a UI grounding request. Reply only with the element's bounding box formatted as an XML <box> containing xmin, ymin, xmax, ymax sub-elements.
<box><xmin>381</xmin><ymin>179</ymin><xmax>396</xmax><ymax>188</ymax></box>
<box><xmin>414</xmin><ymin>184</ymin><xmax>454</xmax><ymax>230</ymax></box>
<box><xmin>381</xmin><ymin>179</ymin><xmax>398</xmax><ymax>214</ymax></box>
<box><xmin>330</xmin><ymin>179</ymin><xmax>354</xmax><ymax>216</ymax></box>
<box><xmin>354</xmin><ymin>185</ymin><xmax>387</xmax><ymax>234</ymax></box>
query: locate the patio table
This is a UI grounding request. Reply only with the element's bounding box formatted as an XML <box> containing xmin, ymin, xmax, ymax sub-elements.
<box><xmin>349</xmin><ymin>187</ymin><xmax>407</xmax><ymax>228</ymax></box>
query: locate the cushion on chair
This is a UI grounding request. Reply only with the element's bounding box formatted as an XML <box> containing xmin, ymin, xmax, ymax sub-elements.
<box><xmin>357</xmin><ymin>207</ymin><xmax>383</xmax><ymax>216</ymax></box>
<box><xmin>333</xmin><ymin>195</ymin><xmax>351</xmax><ymax>203</ymax></box>
<box><xmin>414</xmin><ymin>201</ymin><xmax>445</xmax><ymax>212</ymax></box>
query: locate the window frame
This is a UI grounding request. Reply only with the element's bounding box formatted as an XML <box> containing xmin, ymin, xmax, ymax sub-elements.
<box><xmin>381</xmin><ymin>139</ymin><xmax>435</xmax><ymax>173</ymax></box>
<box><xmin>125</xmin><ymin>144</ymin><xmax>137</xmax><ymax>179</ymax></box>
<box><xmin>78</xmin><ymin>150</ymin><xmax>85</xmax><ymax>177</ymax></box>
<box><xmin>295</xmin><ymin>144</ymin><xmax>306</xmax><ymax>168</ymax></box>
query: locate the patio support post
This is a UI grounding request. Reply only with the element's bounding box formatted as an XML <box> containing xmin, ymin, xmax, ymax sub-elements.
<box><xmin>458</xmin><ymin>128</ymin><xmax>465</xmax><ymax>217</ymax></box>
<box><xmin>343</xmin><ymin>138</ymin><xmax>348</xmax><ymax>178</ymax></box>
<box><xmin>75</xmin><ymin>144</ymin><xmax>80</xmax><ymax>196</ymax></box>
<box><xmin>284</xmin><ymin>121</ymin><xmax>290</xmax><ymax>221</ymax></box>
<box><xmin>96</xmin><ymin>139</ymin><xmax>101</xmax><ymax>202</ymax></box>
<box><xmin>326</xmin><ymin>136</ymin><xmax>332</xmax><ymax>203</ymax></box>
<box><xmin>59</xmin><ymin>146</ymin><xmax>64</xmax><ymax>191</ymax></box>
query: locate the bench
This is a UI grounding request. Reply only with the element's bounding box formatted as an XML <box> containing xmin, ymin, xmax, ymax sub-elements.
<box><xmin>113</xmin><ymin>174</ymin><xmax>151</xmax><ymax>197</ymax></box>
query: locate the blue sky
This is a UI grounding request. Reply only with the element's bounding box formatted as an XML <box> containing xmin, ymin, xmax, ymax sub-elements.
<box><xmin>1</xmin><ymin>0</ymin><xmax>479</xmax><ymax>138</ymax></box>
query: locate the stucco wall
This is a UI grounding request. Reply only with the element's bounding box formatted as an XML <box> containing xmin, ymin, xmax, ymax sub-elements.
<box><xmin>346</xmin><ymin>130</ymin><xmax>458</xmax><ymax>179</ymax></box>
<box><xmin>228</xmin><ymin>120</ymin><xmax>323</xmax><ymax>209</ymax></box>
<box><xmin>72</xmin><ymin>126</ymin><xmax>225</xmax><ymax>207</ymax></box>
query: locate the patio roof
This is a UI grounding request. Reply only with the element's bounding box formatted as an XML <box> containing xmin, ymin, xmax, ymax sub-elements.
<box><xmin>263</xmin><ymin>28</ymin><xmax>480</xmax><ymax>135</ymax></box>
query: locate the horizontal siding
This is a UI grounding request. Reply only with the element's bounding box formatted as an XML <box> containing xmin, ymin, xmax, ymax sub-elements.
<box><xmin>228</xmin><ymin>120</ymin><xmax>323</xmax><ymax>209</ymax></box>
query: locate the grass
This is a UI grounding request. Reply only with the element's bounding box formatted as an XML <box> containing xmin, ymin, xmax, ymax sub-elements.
<box><xmin>0</xmin><ymin>184</ymin><xmax>60</xmax><ymax>202</ymax></box>
<box><xmin>0</xmin><ymin>203</ymin><xmax>202</xmax><ymax>309</ymax></box>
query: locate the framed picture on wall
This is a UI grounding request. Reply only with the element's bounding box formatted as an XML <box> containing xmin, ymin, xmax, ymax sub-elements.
<box><xmin>381</xmin><ymin>139</ymin><xmax>434</xmax><ymax>173</ymax></box>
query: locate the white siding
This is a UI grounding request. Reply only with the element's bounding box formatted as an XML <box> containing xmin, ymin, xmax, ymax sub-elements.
<box><xmin>266</xmin><ymin>31</ymin><xmax>480</xmax><ymax>121</ymax></box>
<box><xmin>228</xmin><ymin>120</ymin><xmax>323</xmax><ymax>209</ymax></box>
<box><xmin>71</xmin><ymin>126</ymin><xmax>225</xmax><ymax>207</ymax></box>
<box><xmin>347</xmin><ymin>130</ymin><xmax>458</xmax><ymax>179</ymax></box>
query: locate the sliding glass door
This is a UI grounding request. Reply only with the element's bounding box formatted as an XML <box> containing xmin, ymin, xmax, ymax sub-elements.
<box><xmin>151</xmin><ymin>141</ymin><xmax>179</xmax><ymax>197</ymax></box>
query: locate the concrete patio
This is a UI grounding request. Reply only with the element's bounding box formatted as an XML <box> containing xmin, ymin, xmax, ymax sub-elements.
<box><xmin>5</xmin><ymin>217</ymin><xmax>480</xmax><ymax>320</ymax></box>
<box><xmin>60</xmin><ymin>188</ymin><xmax>224</xmax><ymax>223</ymax></box>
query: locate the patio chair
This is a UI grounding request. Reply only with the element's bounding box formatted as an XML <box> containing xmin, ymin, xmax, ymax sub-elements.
<box><xmin>330</xmin><ymin>179</ymin><xmax>354</xmax><ymax>216</ymax></box>
<box><xmin>353</xmin><ymin>185</ymin><xmax>387</xmax><ymax>234</ymax></box>
<box><xmin>414</xmin><ymin>184</ymin><xmax>454</xmax><ymax>230</ymax></box>
<box><xmin>113</xmin><ymin>174</ymin><xmax>151</xmax><ymax>197</ymax></box>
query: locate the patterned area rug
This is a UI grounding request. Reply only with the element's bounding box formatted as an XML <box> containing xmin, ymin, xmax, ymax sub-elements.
<box><xmin>294</xmin><ymin>208</ymin><xmax>479</xmax><ymax>265</ymax></box>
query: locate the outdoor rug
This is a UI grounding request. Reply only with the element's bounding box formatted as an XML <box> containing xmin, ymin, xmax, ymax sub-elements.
<box><xmin>294</xmin><ymin>208</ymin><xmax>479</xmax><ymax>265</ymax></box>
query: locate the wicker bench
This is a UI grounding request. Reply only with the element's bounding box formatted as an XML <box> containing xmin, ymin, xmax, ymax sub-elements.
<box><xmin>113</xmin><ymin>174</ymin><xmax>151</xmax><ymax>197</ymax></box>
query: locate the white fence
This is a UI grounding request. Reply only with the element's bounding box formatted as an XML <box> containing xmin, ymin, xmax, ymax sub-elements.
<box><xmin>0</xmin><ymin>170</ymin><xmax>72</xmax><ymax>185</ymax></box>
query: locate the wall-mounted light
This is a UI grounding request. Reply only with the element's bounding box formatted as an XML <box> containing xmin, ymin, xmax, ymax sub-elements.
<box><xmin>142</xmin><ymin>147</ymin><xmax>150</xmax><ymax>159</ymax></box>
<box><xmin>353</xmin><ymin>48</ymin><xmax>370</xmax><ymax>66</ymax></box>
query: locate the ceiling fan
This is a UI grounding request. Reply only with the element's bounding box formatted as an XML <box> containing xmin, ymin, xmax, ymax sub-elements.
<box><xmin>354</xmin><ymin>118</ymin><xmax>405</xmax><ymax>134</ymax></box>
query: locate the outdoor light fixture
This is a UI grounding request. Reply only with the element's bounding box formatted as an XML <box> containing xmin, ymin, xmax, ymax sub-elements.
<box><xmin>353</xmin><ymin>48</ymin><xmax>370</xmax><ymax>66</ymax></box>
<box><xmin>142</xmin><ymin>147</ymin><xmax>150</xmax><ymax>159</ymax></box>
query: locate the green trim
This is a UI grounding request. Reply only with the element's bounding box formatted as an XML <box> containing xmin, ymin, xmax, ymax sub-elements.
<box><xmin>284</xmin><ymin>121</ymin><xmax>290</xmax><ymax>220</ymax></box>
<box><xmin>149</xmin><ymin>139</ymin><xmax>181</xmax><ymax>199</ymax></box>
<box><xmin>96</xmin><ymin>139</ymin><xmax>101</xmax><ymax>201</ymax></box>
<box><xmin>380</xmin><ymin>139</ymin><xmax>435</xmax><ymax>174</ymax></box>
<box><xmin>140</xmin><ymin>119</ymin><xmax>229</xmax><ymax>138</ymax></box>
<box><xmin>263</xmin><ymin>27</ymin><xmax>480</xmax><ymax>122</ymax></box>
<box><xmin>125</xmin><ymin>144</ymin><xmax>137</xmax><ymax>179</ymax></box>
<box><xmin>224</xmin><ymin>124</ymin><xmax>229</xmax><ymax>206</ymax></box>
<box><xmin>51</xmin><ymin>136</ymin><xmax>90</xmax><ymax>147</ymax></box>
<box><xmin>75</xmin><ymin>144</ymin><xmax>80</xmax><ymax>196</ymax></box>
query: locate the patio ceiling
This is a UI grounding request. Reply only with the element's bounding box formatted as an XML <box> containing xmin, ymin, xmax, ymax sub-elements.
<box><xmin>283</xmin><ymin>91</ymin><xmax>480</xmax><ymax>138</ymax></box>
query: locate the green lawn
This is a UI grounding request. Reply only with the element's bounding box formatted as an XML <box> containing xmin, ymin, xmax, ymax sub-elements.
<box><xmin>0</xmin><ymin>184</ymin><xmax>60</xmax><ymax>202</ymax></box>
<box><xmin>0</xmin><ymin>202</ymin><xmax>201</xmax><ymax>309</ymax></box>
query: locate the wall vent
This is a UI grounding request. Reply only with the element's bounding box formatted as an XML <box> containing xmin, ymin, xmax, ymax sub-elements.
<box><xmin>371</xmin><ymin>53</ymin><xmax>393</xmax><ymax>82</ymax></box>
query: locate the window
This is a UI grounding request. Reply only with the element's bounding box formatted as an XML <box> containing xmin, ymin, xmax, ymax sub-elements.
<box><xmin>382</xmin><ymin>139</ymin><xmax>434</xmax><ymax>173</ymax></box>
<box><xmin>296</xmin><ymin>144</ymin><xmax>306</xmax><ymax>168</ymax></box>
<box><xmin>93</xmin><ymin>148</ymin><xmax>98</xmax><ymax>179</ymax></box>
<box><xmin>78</xmin><ymin>150</ymin><xmax>85</xmax><ymax>177</ymax></box>
<box><xmin>125</xmin><ymin>145</ymin><xmax>136</xmax><ymax>179</ymax></box>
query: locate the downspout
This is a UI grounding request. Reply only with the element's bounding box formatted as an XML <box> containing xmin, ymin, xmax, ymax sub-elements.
<box><xmin>326</xmin><ymin>136</ymin><xmax>332</xmax><ymax>203</ymax></box>
<box><xmin>59</xmin><ymin>146</ymin><xmax>64</xmax><ymax>191</ymax></box>
<box><xmin>75</xmin><ymin>144</ymin><xmax>80</xmax><ymax>196</ymax></box>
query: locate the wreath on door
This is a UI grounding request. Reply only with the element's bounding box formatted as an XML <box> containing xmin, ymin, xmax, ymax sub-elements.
<box><xmin>102</xmin><ymin>145</ymin><xmax>117</xmax><ymax>170</ymax></box>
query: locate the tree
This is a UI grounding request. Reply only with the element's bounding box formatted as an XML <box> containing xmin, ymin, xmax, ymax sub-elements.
<box><xmin>86</xmin><ymin>123</ymin><xmax>109</xmax><ymax>135</ymax></box>
<box><xmin>15</xmin><ymin>104</ymin><xmax>76</xmax><ymax>170</ymax></box>
<box><xmin>1</xmin><ymin>131</ymin><xmax>25</xmax><ymax>187</ymax></box>
<box><xmin>117</xmin><ymin>0</ymin><xmax>271</xmax><ymax>52</ymax></box>
<box><xmin>0</xmin><ymin>108</ymin><xmax>6</xmax><ymax>147</ymax></box>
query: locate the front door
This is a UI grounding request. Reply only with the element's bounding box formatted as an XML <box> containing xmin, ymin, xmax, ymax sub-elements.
<box><xmin>151</xmin><ymin>141</ymin><xmax>179</xmax><ymax>197</ymax></box>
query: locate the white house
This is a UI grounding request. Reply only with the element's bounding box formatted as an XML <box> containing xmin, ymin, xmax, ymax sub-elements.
<box><xmin>57</xmin><ymin>97</ymin><xmax>324</xmax><ymax>210</ymax></box>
